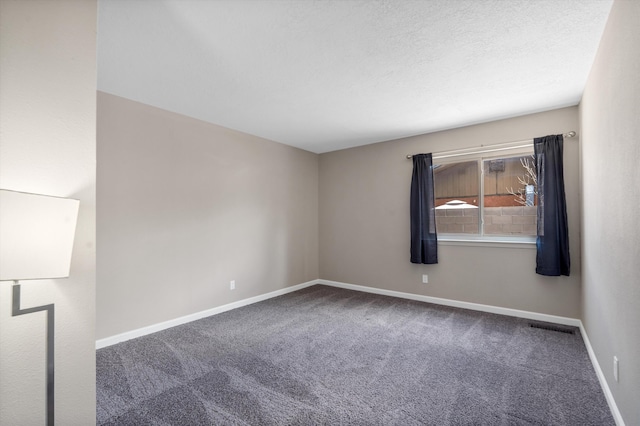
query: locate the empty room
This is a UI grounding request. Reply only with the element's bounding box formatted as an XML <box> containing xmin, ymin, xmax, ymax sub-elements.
<box><xmin>0</xmin><ymin>0</ymin><xmax>638</xmax><ymax>425</ymax></box>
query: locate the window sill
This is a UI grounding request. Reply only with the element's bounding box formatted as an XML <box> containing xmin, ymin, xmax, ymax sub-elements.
<box><xmin>437</xmin><ymin>236</ymin><xmax>536</xmax><ymax>249</ymax></box>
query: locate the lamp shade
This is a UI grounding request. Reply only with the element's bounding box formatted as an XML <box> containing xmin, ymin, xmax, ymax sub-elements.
<box><xmin>0</xmin><ymin>190</ymin><xmax>79</xmax><ymax>281</ymax></box>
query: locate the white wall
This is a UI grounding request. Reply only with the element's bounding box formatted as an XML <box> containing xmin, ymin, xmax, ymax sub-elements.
<box><xmin>0</xmin><ymin>0</ymin><xmax>97</xmax><ymax>425</ymax></box>
<box><xmin>320</xmin><ymin>107</ymin><xmax>582</xmax><ymax>318</ymax></box>
<box><xmin>96</xmin><ymin>92</ymin><xmax>319</xmax><ymax>340</ymax></box>
<box><xmin>580</xmin><ymin>0</ymin><xmax>640</xmax><ymax>424</ymax></box>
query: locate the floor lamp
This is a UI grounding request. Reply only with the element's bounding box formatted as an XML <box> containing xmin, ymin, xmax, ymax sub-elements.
<box><xmin>0</xmin><ymin>189</ymin><xmax>80</xmax><ymax>426</ymax></box>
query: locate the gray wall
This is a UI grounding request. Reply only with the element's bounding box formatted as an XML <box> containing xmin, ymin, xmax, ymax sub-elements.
<box><xmin>0</xmin><ymin>1</ymin><xmax>97</xmax><ymax>424</ymax></box>
<box><xmin>580</xmin><ymin>0</ymin><xmax>640</xmax><ymax>424</ymax></box>
<box><xmin>320</xmin><ymin>107</ymin><xmax>581</xmax><ymax>318</ymax></box>
<box><xmin>97</xmin><ymin>92</ymin><xmax>319</xmax><ymax>339</ymax></box>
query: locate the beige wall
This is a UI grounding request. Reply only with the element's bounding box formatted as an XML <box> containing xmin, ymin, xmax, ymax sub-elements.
<box><xmin>0</xmin><ymin>0</ymin><xmax>97</xmax><ymax>424</ymax></box>
<box><xmin>96</xmin><ymin>92</ymin><xmax>319</xmax><ymax>339</ymax></box>
<box><xmin>320</xmin><ymin>107</ymin><xmax>581</xmax><ymax>318</ymax></box>
<box><xmin>580</xmin><ymin>0</ymin><xmax>640</xmax><ymax>424</ymax></box>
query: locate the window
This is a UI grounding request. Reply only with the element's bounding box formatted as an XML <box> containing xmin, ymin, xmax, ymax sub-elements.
<box><xmin>434</xmin><ymin>148</ymin><xmax>537</xmax><ymax>241</ymax></box>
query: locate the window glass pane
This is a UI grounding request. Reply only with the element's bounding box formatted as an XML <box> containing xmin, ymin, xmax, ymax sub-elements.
<box><xmin>483</xmin><ymin>155</ymin><xmax>537</xmax><ymax>236</ymax></box>
<box><xmin>434</xmin><ymin>160</ymin><xmax>479</xmax><ymax>234</ymax></box>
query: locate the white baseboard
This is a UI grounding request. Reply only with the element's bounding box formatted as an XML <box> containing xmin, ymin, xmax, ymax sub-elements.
<box><xmin>318</xmin><ymin>279</ymin><xmax>581</xmax><ymax>326</ymax></box>
<box><xmin>95</xmin><ymin>278</ymin><xmax>624</xmax><ymax>425</ymax></box>
<box><xmin>578</xmin><ymin>323</ymin><xmax>625</xmax><ymax>426</ymax></box>
<box><xmin>95</xmin><ymin>279</ymin><xmax>320</xmax><ymax>349</ymax></box>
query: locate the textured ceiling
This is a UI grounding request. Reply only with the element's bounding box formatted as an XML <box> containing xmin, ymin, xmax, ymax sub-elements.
<box><xmin>97</xmin><ymin>0</ymin><xmax>613</xmax><ymax>153</ymax></box>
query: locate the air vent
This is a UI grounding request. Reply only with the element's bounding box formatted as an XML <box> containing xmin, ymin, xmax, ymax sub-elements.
<box><xmin>529</xmin><ymin>323</ymin><xmax>575</xmax><ymax>334</ymax></box>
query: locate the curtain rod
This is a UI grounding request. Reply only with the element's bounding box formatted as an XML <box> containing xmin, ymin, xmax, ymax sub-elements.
<box><xmin>406</xmin><ymin>131</ymin><xmax>576</xmax><ymax>160</ymax></box>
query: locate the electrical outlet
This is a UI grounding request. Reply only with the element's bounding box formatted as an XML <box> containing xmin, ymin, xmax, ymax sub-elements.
<box><xmin>230</xmin><ymin>280</ymin><xmax>236</xmax><ymax>290</ymax></box>
<box><xmin>613</xmin><ymin>356</ymin><xmax>619</xmax><ymax>382</ymax></box>
<box><xmin>422</xmin><ymin>274</ymin><xmax>428</xmax><ymax>284</ymax></box>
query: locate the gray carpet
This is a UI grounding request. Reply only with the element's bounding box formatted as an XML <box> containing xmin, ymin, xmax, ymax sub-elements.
<box><xmin>97</xmin><ymin>285</ymin><xmax>614</xmax><ymax>425</ymax></box>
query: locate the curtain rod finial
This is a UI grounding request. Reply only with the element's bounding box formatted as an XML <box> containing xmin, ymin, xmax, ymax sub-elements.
<box><xmin>406</xmin><ymin>154</ymin><xmax>413</xmax><ymax>159</ymax></box>
<box><xmin>565</xmin><ymin>131</ymin><xmax>576</xmax><ymax>138</ymax></box>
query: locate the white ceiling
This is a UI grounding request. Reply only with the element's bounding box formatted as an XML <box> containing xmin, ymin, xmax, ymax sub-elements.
<box><xmin>97</xmin><ymin>0</ymin><xmax>613</xmax><ymax>154</ymax></box>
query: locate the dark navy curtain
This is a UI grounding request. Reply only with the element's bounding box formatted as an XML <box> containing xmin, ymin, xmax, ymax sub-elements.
<box><xmin>534</xmin><ymin>135</ymin><xmax>570</xmax><ymax>276</ymax></box>
<box><xmin>410</xmin><ymin>153</ymin><xmax>438</xmax><ymax>264</ymax></box>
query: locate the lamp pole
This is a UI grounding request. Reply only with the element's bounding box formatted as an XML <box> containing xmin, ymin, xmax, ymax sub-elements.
<box><xmin>12</xmin><ymin>282</ymin><xmax>55</xmax><ymax>426</ymax></box>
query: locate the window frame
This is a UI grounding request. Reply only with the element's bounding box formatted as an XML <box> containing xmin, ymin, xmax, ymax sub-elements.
<box><xmin>433</xmin><ymin>145</ymin><xmax>537</xmax><ymax>246</ymax></box>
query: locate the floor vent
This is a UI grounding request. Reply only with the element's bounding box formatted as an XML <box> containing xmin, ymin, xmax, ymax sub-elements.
<box><xmin>529</xmin><ymin>323</ymin><xmax>575</xmax><ymax>334</ymax></box>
